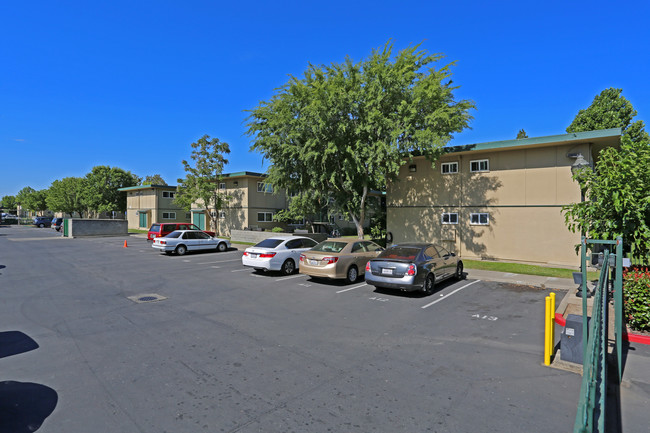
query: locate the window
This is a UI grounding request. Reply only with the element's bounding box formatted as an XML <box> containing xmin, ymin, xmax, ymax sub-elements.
<box><xmin>162</xmin><ymin>212</ymin><xmax>176</xmax><ymax>219</ymax></box>
<box><xmin>285</xmin><ymin>239</ymin><xmax>303</xmax><ymax>249</ymax></box>
<box><xmin>257</xmin><ymin>182</ymin><xmax>273</xmax><ymax>193</ymax></box>
<box><xmin>470</xmin><ymin>212</ymin><xmax>489</xmax><ymax>225</ymax></box>
<box><xmin>185</xmin><ymin>212</ymin><xmax>191</xmax><ymax>219</ymax></box>
<box><xmin>441</xmin><ymin>162</ymin><xmax>458</xmax><ymax>174</ymax></box>
<box><xmin>162</xmin><ymin>191</ymin><xmax>176</xmax><ymax>198</ymax></box>
<box><xmin>441</xmin><ymin>213</ymin><xmax>458</xmax><ymax>224</ymax></box>
<box><xmin>470</xmin><ymin>159</ymin><xmax>489</xmax><ymax>172</ymax></box>
<box><xmin>219</xmin><ymin>183</ymin><xmax>226</xmax><ymax>190</ymax></box>
<box><xmin>219</xmin><ymin>211</ymin><xmax>226</xmax><ymax>219</ymax></box>
<box><xmin>257</xmin><ymin>212</ymin><xmax>273</xmax><ymax>222</ymax></box>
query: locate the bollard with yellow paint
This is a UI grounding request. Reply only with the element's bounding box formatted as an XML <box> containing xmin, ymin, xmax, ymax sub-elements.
<box><xmin>544</xmin><ymin>292</ymin><xmax>556</xmax><ymax>366</ymax></box>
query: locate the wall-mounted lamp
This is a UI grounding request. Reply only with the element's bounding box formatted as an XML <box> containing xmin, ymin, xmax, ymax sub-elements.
<box><xmin>409</xmin><ymin>164</ymin><xmax>417</xmax><ymax>173</ymax></box>
<box><xmin>568</xmin><ymin>153</ymin><xmax>592</xmax><ymax>176</ymax></box>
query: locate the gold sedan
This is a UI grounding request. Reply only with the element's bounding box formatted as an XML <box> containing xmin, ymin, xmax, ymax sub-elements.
<box><xmin>299</xmin><ymin>238</ymin><xmax>384</xmax><ymax>283</ymax></box>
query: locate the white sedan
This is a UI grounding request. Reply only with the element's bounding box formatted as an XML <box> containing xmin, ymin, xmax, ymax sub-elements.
<box><xmin>241</xmin><ymin>236</ymin><xmax>319</xmax><ymax>275</ymax></box>
<box><xmin>152</xmin><ymin>230</ymin><xmax>231</xmax><ymax>256</ymax></box>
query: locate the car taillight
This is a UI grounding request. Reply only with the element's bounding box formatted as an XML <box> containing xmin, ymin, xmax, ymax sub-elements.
<box><xmin>159</xmin><ymin>240</ymin><xmax>166</xmax><ymax>245</ymax></box>
<box><xmin>242</xmin><ymin>251</ymin><xmax>248</xmax><ymax>256</ymax></box>
<box><xmin>406</xmin><ymin>264</ymin><xmax>416</xmax><ymax>276</ymax></box>
<box><xmin>365</xmin><ymin>262</ymin><xmax>371</xmax><ymax>272</ymax></box>
<box><xmin>299</xmin><ymin>254</ymin><xmax>305</xmax><ymax>262</ymax></box>
<box><xmin>323</xmin><ymin>257</ymin><xmax>338</xmax><ymax>265</ymax></box>
<box><xmin>259</xmin><ymin>253</ymin><xmax>276</xmax><ymax>258</ymax></box>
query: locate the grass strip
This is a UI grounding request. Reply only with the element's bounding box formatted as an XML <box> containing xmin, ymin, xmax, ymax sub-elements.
<box><xmin>463</xmin><ymin>259</ymin><xmax>599</xmax><ymax>280</ymax></box>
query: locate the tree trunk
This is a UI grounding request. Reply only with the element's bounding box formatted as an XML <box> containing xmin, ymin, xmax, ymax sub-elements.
<box><xmin>353</xmin><ymin>185</ymin><xmax>368</xmax><ymax>239</ymax></box>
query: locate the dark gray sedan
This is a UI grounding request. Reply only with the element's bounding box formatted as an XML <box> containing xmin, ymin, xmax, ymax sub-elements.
<box><xmin>364</xmin><ymin>243</ymin><xmax>463</xmax><ymax>295</ymax></box>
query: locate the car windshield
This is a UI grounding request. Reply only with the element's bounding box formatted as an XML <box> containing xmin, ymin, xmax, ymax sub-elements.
<box><xmin>312</xmin><ymin>241</ymin><xmax>348</xmax><ymax>253</ymax></box>
<box><xmin>378</xmin><ymin>247</ymin><xmax>420</xmax><ymax>261</ymax></box>
<box><xmin>165</xmin><ymin>231</ymin><xmax>183</xmax><ymax>238</ymax></box>
<box><xmin>255</xmin><ymin>239</ymin><xmax>284</xmax><ymax>248</ymax></box>
<box><xmin>149</xmin><ymin>224</ymin><xmax>160</xmax><ymax>231</ymax></box>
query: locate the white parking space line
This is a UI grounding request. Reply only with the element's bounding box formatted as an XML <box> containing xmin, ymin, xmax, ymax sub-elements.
<box><xmin>277</xmin><ymin>274</ymin><xmax>306</xmax><ymax>282</ymax></box>
<box><xmin>231</xmin><ymin>269</ymin><xmax>250</xmax><ymax>273</ymax></box>
<box><xmin>189</xmin><ymin>258</ymin><xmax>243</xmax><ymax>265</ymax></box>
<box><xmin>336</xmin><ymin>283</ymin><xmax>368</xmax><ymax>293</ymax></box>
<box><xmin>421</xmin><ymin>280</ymin><xmax>481</xmax><ymax>309</ymax></box>
<box><xmin>211</xmin><ymin>266</ymin><xmax>221</xmax><ymax>269</ymax></box>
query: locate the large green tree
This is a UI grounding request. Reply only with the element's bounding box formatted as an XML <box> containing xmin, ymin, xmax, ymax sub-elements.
<box><xmin>83</xmin><ymin>166</ymin><xmax>140</xmax><ymax>215</ymax></box>
<box><xmin>15</xmin><ymin>187</ymin><xmax>47</xmax><ymax>214</ymax></box>
<box><xmin>47</xmin><ymin>177</ymin><xmax>88</xmax><ymax>217</ymax></box>
<box><xmin>141</xmin><ymin>174</ymin><xmax>167</xmax><ymax>185</ymax></box>
<box><xmin>247</xmin><ymin>41</ymin><xmax>474</xmax><ymax>237</ymax></box>
<box><xmin>1</xmin><ymin>195</ymin><xmax>17</xmax><ymax>211</ymax></box>
<box><xmin>563</xmin><ymin>88</ymin><xmax>650</xmax><ymax>257</ymax></box>
<box><xmin>175</xmin><ymin>135</ymin><xmax>230</xmax><ymax>233</ymax></box>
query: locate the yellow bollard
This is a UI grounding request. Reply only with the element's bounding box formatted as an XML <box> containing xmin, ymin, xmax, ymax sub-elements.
<box><xmin>544</xmin><ymin>296</ymin><xmax>551</xmax><ymax>365</ymax></box>
<box><xmin>549</xmin><ymin>292</ymin><xmax>556</xmax><ymax>361</ymax></box>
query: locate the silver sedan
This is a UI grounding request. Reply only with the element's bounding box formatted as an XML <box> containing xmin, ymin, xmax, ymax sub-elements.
<box><xmin>152</xmin><ymin>230</ymin><xmax>231</xmax><ymax>256</ymax></box>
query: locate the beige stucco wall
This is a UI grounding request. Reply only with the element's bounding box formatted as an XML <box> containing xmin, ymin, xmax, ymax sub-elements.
<box><xmin>124</xmin><ymin>187</ymin><xmax>188</xmax><ymax>230</ymax></box>
<box><xmin>387</xmin><ymin>142</ymin><xmax>592</xmax><ymax>267</ymax></box>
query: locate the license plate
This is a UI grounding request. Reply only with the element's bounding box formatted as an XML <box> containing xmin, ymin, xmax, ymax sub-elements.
<box><xmin>308</xmin><ymin>259</ymin><xmax>318</xmax><ymax>266</ymax></box>
<box><xmin>381</xmin><ymin>268</ymin><xmax>393</xmax><ymax>275</ymax></box>
<box><xmin>250</xmin><ymin>253</ymin><xmax>258</xmax><ymax>258</ymax></box>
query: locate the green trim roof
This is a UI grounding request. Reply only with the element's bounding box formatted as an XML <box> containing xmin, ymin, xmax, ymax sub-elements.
<box><xmin>446</xmin><ymin>128</ymin><xmax>621</xmax><ymax>154</ymax></box>
<box><xmin>117</xmin><ymin>184</ymin><xmax>177</xmax><ymax>191</ymax></box>
<box><xmin>221</xmin><ymin>171</ymin><xmax>266</xmax><ymax>178</ymax></box>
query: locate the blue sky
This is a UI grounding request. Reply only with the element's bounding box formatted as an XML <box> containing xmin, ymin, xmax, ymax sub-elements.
<box><xmin>2</xmin><ymin>0</ymin><xmax>649</xmax><ymax>198</ymax></box>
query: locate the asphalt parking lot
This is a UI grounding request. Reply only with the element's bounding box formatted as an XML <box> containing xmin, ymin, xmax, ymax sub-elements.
<box><xmin>1</xmin><ymin>225</ymin><xmax>586</xmax><ymax>432</ymax></box>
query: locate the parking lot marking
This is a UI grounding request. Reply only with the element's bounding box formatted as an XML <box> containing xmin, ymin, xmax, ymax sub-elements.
<box><xmin>211</xmin><ymin>266</ymin><xmax>221</xmax><ymax>269</ymax></box>
<box><xmin>421</xmin><ymin>280</ymin><xmax>481</xmax><ymax>309</ymax></box>
<box><xmin>336</xmin><ymin>283</ymin><xmax>368</xmax><ymax>293</ymax></box>
<box><xmin>277</xmin><ymin>274</ymin><xmax>306</xmax><ymax>282</ymax></box>
<box><xmin>231</xmin><ymin>268</ymin><xmax>250</xmax><ymax>273</ymax></box>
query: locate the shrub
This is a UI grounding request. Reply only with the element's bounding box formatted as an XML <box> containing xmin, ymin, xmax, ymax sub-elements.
<box><xmin>271</xmin><ymin>226</ymin><xmax>284</xmax><ymax>233</ymax></box>
<box><xmin>623</xmin><ymin>267</ymin><xmax>650</xmax><ymax>332</ymax></box>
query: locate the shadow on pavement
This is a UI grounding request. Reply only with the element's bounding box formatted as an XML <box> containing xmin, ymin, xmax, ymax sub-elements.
<box><xmin>0</xmin><ymin>331</ymin><xmax>39</xmax><ymax>359</ymax></box>
<box><xmin>0</xmin><ymin>381</ymin><xmax>58</xmax><ymax>433</ymax></box>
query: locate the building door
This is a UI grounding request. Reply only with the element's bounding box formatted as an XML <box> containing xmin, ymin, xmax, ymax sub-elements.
<box><xmin>139</xmin><ymin>211</ymin><xmax>148</xmax><ymax>228</ymax></box>
<box><xmin>193</xmin><ymin>212</ymin><xmax>205</xmax><ymax>230</ymax></box>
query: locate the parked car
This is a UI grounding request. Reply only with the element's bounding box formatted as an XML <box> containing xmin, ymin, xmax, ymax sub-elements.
<box><xmin>242</xmin><ymin>236</ymin><xmax>319</xmax><ymax>275</ymax></box>
<box><xmin>365</xmin><ymin>243</ymin><xmax>464</xmax><ymax>295</ymax></box>
<box><xmin>151</xmin><ymin>230</ymin><xmax>230</xmax><ymax>255</ymax></box>
<box><xmin>299</xmin><ymin>238</ymin><xmax>384</xmax><ymax>283</ymax></box>
<box><xmin>51</xmin><ymin>218</ymin><xmax>64</xmax><ymax>231</ymax></box>
<box><xmin>147</xmin><ymin>223</ymin><xmax>215</xmax><ymax>241</ymax></box>
<box><xmin>33</xmin><ymin>216</ymin><xmax>53</xmax><ymax>228</ymax></box>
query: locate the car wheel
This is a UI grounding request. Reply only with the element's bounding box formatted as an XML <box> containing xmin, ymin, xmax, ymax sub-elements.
<box><xmin>281</xmin><ymin>259</ymin><xmax>296</xmax><ymax>275</ymax></box>
<box><xmin>423</xmin><ymin>273</ymin><xmax>435</xmax><ymax>295</ymax></box>
<box><xmin>455</xmin><ymin>261</ymin><xmax>464</xmax><ymax>280</ymax></box>
<box><xmin>39</xmin><ymin>223</ymin><xmax>44</xmax><ymax>228</ymax></box>
<box><xmin>175</xmin><ymin>245</ymin><xmax>187</xmax><ymax>256</ymax></box>
<box><xmin>346</xmin><ymin>266</ymin><xmax>359</xmax><ymax>284</ymax></box>
<box><xmin>217</xmin><ymin>242</ymin><xmax>227</xmax><ymax>252</ymax></box>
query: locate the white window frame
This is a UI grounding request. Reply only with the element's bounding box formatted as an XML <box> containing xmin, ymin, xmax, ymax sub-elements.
<box><xmin>257</xmin><ymin>182</ymin><xmax>273</xmax><ymax>193</ymax></box>
<box><xmin>162</xmin><ymin>191</ymin><xmax>176</xmax><ymax>198</ymax></box>
<box><xmin>162</xmin><ymin>212</ymin><xmax>176</xmax><ymax>219</ymax></box>
<box><xmin>441</xmin><ymin>162</ymin><xmax>459</xmax><ymax>174</ymax></box>
<box><xmin>441</xmin><ymin>212</ymin><xmax>459</xmax><ymax>224</ymax></box>
<box><xmin>470</xmin><ymin>212</ymin><xmax>489</xmax><ymax>225</ymax></box>
<box><xmin>257</xmin><ymin>212</ymin><xmax>273</xmax><ymax>222</ymax></box>
<box><xmin>219</xmin><ymin>183</ymin><xmax>226</xmax><ymax>190</ymax></box>
<box><xmin>219</xmin><ymin>210</ymin><xmax>226</xmax><ymax>219</ymax></box>
<box><xmin>470</xmin><ymin>159</ymin><xmax>489</xmax><ymax>173</ymax></box>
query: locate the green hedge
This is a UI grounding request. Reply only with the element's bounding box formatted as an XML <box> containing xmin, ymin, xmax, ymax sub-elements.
<box><xmin>623</xmin><ymin>267</ymin><xmax>650</xmax><ymax>332</ymax></box>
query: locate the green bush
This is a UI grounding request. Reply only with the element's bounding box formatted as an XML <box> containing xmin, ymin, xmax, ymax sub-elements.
<box><xmin>271</xmin><ymin>226</ymin><xmax>284</xmax><ymax>233</ymax></box>
<box><xmin>623</xmin><ymin>267</ymin><xmax>650</xmax><ymax>332</ymax></box>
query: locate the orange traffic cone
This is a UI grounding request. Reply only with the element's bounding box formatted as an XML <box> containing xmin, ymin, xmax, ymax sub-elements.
<box><xmin>123</xmin><ymin>240</ymin><xmax>128</xmax><ymax>248</ymax></box>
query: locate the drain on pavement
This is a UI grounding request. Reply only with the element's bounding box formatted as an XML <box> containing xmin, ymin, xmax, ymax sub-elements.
<box><xmin>127</xmin><ymin>293</ymin><xmax>168</xmax><ymax>303</ymax></box>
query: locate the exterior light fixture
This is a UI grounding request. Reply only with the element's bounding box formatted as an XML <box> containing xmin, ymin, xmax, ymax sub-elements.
<box><xmin>569</xmin><ymin>153</ymin><xmax>591</xmax><ymax>176</ymax></box>
<box><xmin>409</xmin><ymin>164</ymin><xmax>417</xmax><ymax>172</ymax></box>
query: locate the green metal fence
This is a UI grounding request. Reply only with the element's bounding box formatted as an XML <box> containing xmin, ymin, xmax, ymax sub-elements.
<box><xmin>573</xmin><ymin>237</ymin><xmax>623</xmax><ymax>433</ymax></box>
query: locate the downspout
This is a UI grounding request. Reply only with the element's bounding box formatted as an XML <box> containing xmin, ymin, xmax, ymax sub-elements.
<box><xmin>459</xmin><ymin>154</ymin><xmax>463</xmax><ymax>258</ymax></box>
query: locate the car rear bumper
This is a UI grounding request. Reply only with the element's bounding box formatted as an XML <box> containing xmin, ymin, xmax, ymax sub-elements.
<box><xmin>152</xmin><ymin>244</ymin><xmax>175</xmax><ymax>253</ymax></box>
<box><xmin>242</xmin><ymin>256</ymin><xmax>280</xmax><ymax>271</ymax></box>
<box><xmin>365</xmin><ymin>273</ymin><xmax>421</xmax><ymax>291</ymax></box>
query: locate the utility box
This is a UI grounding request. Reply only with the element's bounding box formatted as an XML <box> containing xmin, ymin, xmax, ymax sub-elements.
<box><xmin>561</xmin><ymin>314</ymin><xmax>590</xmax><ymax>364</ymax></box>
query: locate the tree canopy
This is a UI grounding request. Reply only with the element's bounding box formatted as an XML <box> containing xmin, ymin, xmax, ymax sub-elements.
<box><xmin>1</xmin><ymin>195</ymin><xmax>17</xmax><ymax>211</ymax></box>
<box><xmin>247</xmin><ymin>41</ymin><xmax>474</xmax><ymax>237</ymax></box>
<box><xmin>563</xmin><ymin>88</ymin><xmax>650</xmax><ymax>257</ymax></box>
<box><xmin>566</xmin><ymin>87</ymin><xmax>649</xmax><ymax>146</ymax></box>
<box><xmin>175</xmin><ymin>135</ymin><xmax>230</xmax><ymax>233</ymax></box>
<box><xmin>83</xmin><ymin>166</ymin><xmax>140</xmax><ymax>214</ymax></box>
<box><xmin>141</xmin><ymin>174</ymin><xmax>167</xmax><ymax>185</ymax></box>
<box><xmin>47</xmin><ymin>177</ymin><xmax>88</xmax><ymax>217</ymax></box>
<box><xmin>16</xmin><ymin>187</ymin><xmax>48</xmax><ymax>214</ymax></box>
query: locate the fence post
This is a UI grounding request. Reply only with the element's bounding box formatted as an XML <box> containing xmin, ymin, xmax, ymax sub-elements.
<box><xmin>615</xmin><ymin>236</ymin><xmax>623</xmax><ymax>383</ymax></box>
<box><xmin>545</xmin><ymin>296</ymin><xmax>551</xmax><ymax>366</ymax></box>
